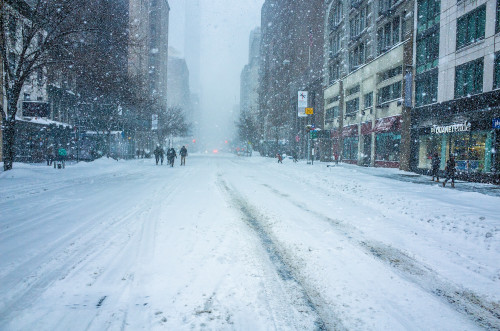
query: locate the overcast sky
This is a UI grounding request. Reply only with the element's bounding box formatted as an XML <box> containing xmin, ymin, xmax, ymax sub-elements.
<box><xmin>168</xmin><ymin>0</ymin><xmax>264</xmax><ymax>148</ymax></box>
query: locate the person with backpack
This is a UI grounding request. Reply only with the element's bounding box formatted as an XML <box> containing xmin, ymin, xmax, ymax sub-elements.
<box><xmin>430</xmin><ymin>152</ymin><xmax>440</xmax><ymax>182</ymax></box>
<box><xmin>167</xmin><ymin>147</ymin><xmax>177</xmax><ymax>167</ymax></box>
<box><xmin>443</xmin><ymin>155</ymin><xmax>456</xmax><ymax>188</ymax></box>
<box><xmin>179</xmin><ymin>146</ymin><xmax>188</xmax><ymax>166</ymax></box>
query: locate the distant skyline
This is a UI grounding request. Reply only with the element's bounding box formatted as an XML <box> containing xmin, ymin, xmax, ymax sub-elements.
<box><xmin>167</xmin><ymin>0</ymin><xmax>264</xmax><ymax>148</ymax></box>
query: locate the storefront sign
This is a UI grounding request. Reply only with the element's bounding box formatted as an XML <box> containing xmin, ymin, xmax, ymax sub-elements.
<box><xmin>493</xmin><ymin>118</ymin><xmax>500</xmax><ymax>129</ymax></box>
<box><xmin>431</xmin><ymin>121</ymin><xmax>471</xmax><ymax>134</ymax></box>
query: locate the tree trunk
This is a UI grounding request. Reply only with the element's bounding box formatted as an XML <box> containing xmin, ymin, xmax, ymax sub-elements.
<box><xmin>3</xmin><ymin>118</ymin><xmax>16</xmax><ymax>171</ymax></box>
<box><xmin>3</xmin><ymin>94</ymin><xmax>20</xmax><ymax>171</ymax></box>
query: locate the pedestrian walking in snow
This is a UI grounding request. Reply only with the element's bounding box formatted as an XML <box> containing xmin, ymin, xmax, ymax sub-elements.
<box><xmin>443</xmin><ymin>155</ymin><xmax>456</xmax><ymax>188</ymax></box>
<box><xmin>180</xmin><ymin>146</ymin><xmax>188</xmax><ymax>166</ymax></box>
<box><xmin>277</xmin><ymin>153</ymin><xmax>283</xmax><ymax>163</ymax></box>
<box><xmin>430</xmin><ymin>152</ymin><xmax>440</xmax><ymax>182</ymax></box>
<box><xmin>159</xmin><ymin>147</ymin><xmax>165</xmax><ymax>165</ymax></box>
<box><xmin>154</xmin><ymin>145</ymin><xmax>164</xmax><ymax>165</ymax></box>
<box><xmin>167</xmin><ymin>148</ymin><xmax>177</xmax><ymax>167</ymax></box>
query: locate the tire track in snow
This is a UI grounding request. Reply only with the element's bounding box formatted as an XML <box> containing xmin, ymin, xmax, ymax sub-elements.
<box><xmin>218</xmin><ymin>177</ymin><xmax>345</xmax><ymax>331</ymax></box>
<box><xmin>0</xmin><ymin>166</ymin><xmax>192</xmax><ymax>328</ymax></box>
<box><xmin>259</xmin><ymin>183</ymin><xmax>500</xmax><ymax>330</ymax></box>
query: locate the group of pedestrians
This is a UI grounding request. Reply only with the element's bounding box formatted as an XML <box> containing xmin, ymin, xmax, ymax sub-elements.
<box><xmin>430</xmin><ymin>152</ymin><xmax>456</xmax><ymax>188</ymax></box>
<box><xmin>153</xmin><ymin>145</ymin><xmax>188</xmax><ymax>167</ymax></box>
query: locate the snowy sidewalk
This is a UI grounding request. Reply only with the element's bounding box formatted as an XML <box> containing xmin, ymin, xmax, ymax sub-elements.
<box><xmin>320</xmin><ymin>161</ymin><xmax>500</xmax><ymax>197</ymax></box>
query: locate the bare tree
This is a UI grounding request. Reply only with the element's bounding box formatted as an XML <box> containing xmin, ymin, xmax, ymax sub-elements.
<box><xmin>157</xmin><ymin>106</ymin><xmax>189</xmax><ymax>146</ymax></box>
<box><xmin>1</xmin><ymin>0</ymin><xmax>90</xmax><ymax>170</ymax></box>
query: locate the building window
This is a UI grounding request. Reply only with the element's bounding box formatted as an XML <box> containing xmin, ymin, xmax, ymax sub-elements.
<box><xmin>416</xmin><ymin>29</ymin><xmax>439</xmax><ymax>74</ymax></box>
<box><xmin>329</xmin><ymin>31</ymin><xmax>342</xmax><ymax>58</ymax></box>
<box><xmin>417</xmin><ymin>0</ymin><xmax>440</xmax><ymax>33</ymax></box>
<box><xmin>495</xmin><ymin>51</ymin><xmax>500</xmax><ymax>89</ymax></box>
<box><xmin>377</xmin><ymin>81</ymin><xmax>401</xmax><ymax>105</ymax></box>
<box><xmin>327</xmin><ymin>95</ymin><xmax>340</xmax><ymax>104</ymax></box>
<box><xmin>364</xmin><ymin>92</ymin><xmax>373</xmax><ymax>108</ymax></box>
<box><xmin>329</xmin><ymin>2</ymin><xmax>343</xmax><ymax>31</ymax></box>
<box><xmin>350</xmin><ymin>5</ymin><xmax>370</xmax><ymax>40</ymax></box>
<box><xmin>346</xmin><ymin>85</ymin><xmax>360</xmax><ymax>96</ymax></box>
<box><xmin>455</xmin><ymin>57</ymin><xmax>483</xmax><ymax>98</ymax></box>
<box><xmin>325</xmin><ymin>106</ymin><xmax>339</xmax><ymax>123</ymax></box>
<box><xmin>376</xmin><ymin>132</ymin><xmax>401</xmax><ymax>162</ymax></box>
<box><xmin>343</xmin><ymin>136</ymin><xmax>359</xmax><ymax>160</ymax></box>
<box><xmin>377</xmin><ymin>16</ymin><xmax>401</xmax><ymax>55</ymax></box>
<box><xmin>379</xmin><ymin>0</ymin><xmax>396</xmax><ymax>16</ymax></box>
<box><xmin>378</xmin><ymin>66</ymin><xmax>402</xmax><ymax>83</ymax></box>
<box><xmin>349</xmin><ymin>41</ymin><xmax>367</xmax><ymax>71</ymax></box>
<box><xmin>415</xmin><ymin>68</ymin><xmax>438</xmax><ymax>107</ymax></box>
<box><xmin>329</xmin><ymin>62</ymin><xmax>341</xmax><ymax>84</ymax></box>
<box><xmin>346</xmin><ymin>98</ymin><xmax>359</xmax><ymax>115</ymax></box>
<box><xmin>456</xmin><ymin>5</ymin><xmax>486</xmax><ymax>50</ymax></box>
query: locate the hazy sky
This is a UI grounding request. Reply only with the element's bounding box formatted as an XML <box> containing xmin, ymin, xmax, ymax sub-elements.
<box><xmin>168</xmin><ymin>0</ymin><xmax>264</xmax><ymax>148</ymax></box>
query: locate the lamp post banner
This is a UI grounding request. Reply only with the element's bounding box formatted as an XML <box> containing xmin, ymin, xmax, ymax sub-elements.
<box><xmin>298</xmin><ymin>91</ymin><xmax>308</xmax><ymax>117</ymax></box>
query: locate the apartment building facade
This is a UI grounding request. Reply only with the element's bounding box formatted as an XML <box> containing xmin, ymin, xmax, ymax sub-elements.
<box><xmin>323</xmin><ymin>0</ymin><xmax>414</xmax><ymax>168</ymax></box>
<box><xmin>411</xmin><ymin>0</ymin><xmax>500</xmax><ymax>181</ymax></box>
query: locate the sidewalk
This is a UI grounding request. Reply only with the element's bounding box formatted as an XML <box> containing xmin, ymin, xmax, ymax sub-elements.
<box><xmin>325</xmin><ymin>162</ymin><xmax>500</xmax><ymax>198</ymax></box>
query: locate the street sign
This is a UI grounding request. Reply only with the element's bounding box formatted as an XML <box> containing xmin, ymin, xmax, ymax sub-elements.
<box><xmin>493</xmin><ymin>118</ymin><xmax>500</xmax><ymax>129</ymax></box>
<box><xmin>298</xmin><ymin>91</ymin><xmax>308</xmax><ymax>117</ymax></box>
<box><xmin>305</xmin><ymin>107</ymin><xmax>313</xmax><ymax>115</ymax></box>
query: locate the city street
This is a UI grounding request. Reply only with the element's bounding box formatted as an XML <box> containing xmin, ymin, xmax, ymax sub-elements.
<box><xmin>0</xmin><ymin>154</ymin><xmax>499</xmax><ymax>330</ymax></box>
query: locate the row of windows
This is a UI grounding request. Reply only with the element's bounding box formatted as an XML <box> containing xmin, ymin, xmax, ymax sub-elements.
<box><xmin>416</xmin><ymin>52</ymin><xmax>500</xmax><ymax>107</ymax></box>
<box><xmin>378</xmin><ymin>66</ymin><xmax>402</xmax><ymax>83</ymax></box>
<box><xmin>417</xmin><ymin>0</ymin><xmax>440</xmax><ymax>33</ymax></box>
<box><xmin>377</xmin><ymin>16</ymin><xmax>402</xmax><ymax>55</ymax></box>
<box><xmin>350</xmin><ymin>5</ymin><xmax>370</xmax><ymax>40</ymax></box>
<box><xmin>377</xmin><ymin>81</ymin><xmax>402</xmax><ymax>105</ymax></box>
<box><xmin>416</xmin><ymin>29</ymin><xmax>439</xmax><ymax>74</ymax></box>
<box><xmin>456</xmin><ymin>5</ymin><xmax>486</xmax><ymax>50</ymax></box>
<box><xmin>349</xmin><ymin>41</ymin><xmax>367</xmax><ymax>71</ymax></box>
<box><xmin>324</xmin><ymin>83</ymin><xmax>396</xmax><ymax>120</ymax></box>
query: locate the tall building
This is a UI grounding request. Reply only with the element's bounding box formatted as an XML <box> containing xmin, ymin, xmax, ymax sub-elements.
<box><xmin>184</xmin><ymin>0</ymin><xmax>201</xmax><ymax>95</ymax></box>
<box><xmin>167</xmin><ymin>56</ymin><xmax>191</xmax><ymax>119</ymax></box>
<box><xmin>128</xmin><ymin>0</ymin><xmax>170</xmax><ymax>150</ymax></box>
<box><xmin>323</xmin><ymin>0</ymin><xmax>414</xmax><ymax>168</ymax></box>
<box><xmin>410</xmin><ymin>0</ymin><xmax>500</xmax><ymax>181</ymax></box>
<box><xmin>128</xmin><ymin>0</ymin><xmax>170</xmax><ymax>108</ymax></box>
<box><xmin>259</xmin><ymin>0</ymin><xmax>325</xmax><ymax>158</ymax></box>
<box><xmin>240</xmin><ymin>28</ymin><xmax>261</xmax><ymax>119</ymax></box>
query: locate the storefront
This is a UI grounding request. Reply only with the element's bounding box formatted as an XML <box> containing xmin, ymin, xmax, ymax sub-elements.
<box><xmin>342</xmin><ymin>124</ymin><xmax>358</xmax><ymax>163</ymax></box>
<box><xmin>415</xmin><ymin>120</ymin><xmax>495</xmax><ymax>175</ymax></box>
<box><xmin>373</xmin><ymin>115</ymin><xmax>401</xmax><ymax>168</ymax></box>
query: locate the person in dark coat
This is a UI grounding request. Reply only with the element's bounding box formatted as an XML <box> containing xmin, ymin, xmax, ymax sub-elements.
<box><xmin>179</xmin><ymin>146</ymin><xmax>188</xmax><ymax>166</ymax></box>
<box><xmin>159</xmin><ymin>147</ymin><xmax>165</xmax><ymax>165</ymax></box>
<box><xmin>277</xmin><ymin>153</ymin><xmax>283</xmax><ymax>163</ymax></box>
<box><xmin>167</xmin><ymin>148</ymin><xmax>177</xmax><ymax>167</ymax></box>
<box><xmin>443</xmin><ymin>155</ymin><xmax>456</xmax><ymax>188</ymax></box>
<box><xmin>430</xmin><ymin>152</ymin><xmax>440</xmax><ymax>182</ymax></box>
<box><xmin>154</xmin><ymin>145</ymin><xmax>160</xmax><ymax>165</ymax></box>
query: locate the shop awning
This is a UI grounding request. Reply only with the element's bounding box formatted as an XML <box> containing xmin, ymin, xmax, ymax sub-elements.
<box><xmin>342</xmin><ymin>124</ymin><xmax>358</xmax><ymax>137</ymax></box>
<box><xmin>360</xmin><ymin>121</ymin><xmax>372</xmax><ymax>135</ymax></box>
<box><xmin>330</xmin><ymin>129</ymin><xmax>340</xmax><ymax>139</ymax></box>
<box><xmin>372</xmin><ymin>116</ymin><xmax>401</xmax><ymax>133</ymax></box>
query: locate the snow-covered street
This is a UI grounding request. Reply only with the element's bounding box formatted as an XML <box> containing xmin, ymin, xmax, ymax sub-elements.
<box><xmin>0</xmin><ymin>154</ymin><xmax>499</xmax><ymax>330</ymax></box>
